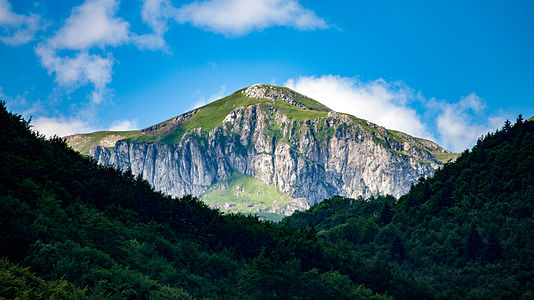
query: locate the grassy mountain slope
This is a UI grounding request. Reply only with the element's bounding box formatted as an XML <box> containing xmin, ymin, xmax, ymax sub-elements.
<box><xmin>286</xmin><ymin>116</ymin><xmax>534</xmax><ymax>298</ymax></box>
<box><xmin>66</xmin><ymin>130</ymin><xmax>141</xmax><ymax>155</ymax></box>
<box><xmin>3</xmin><ymin>102</ymin><xmax>453</xmax><ymax>298</ymax></box>
<box><xmin>130</xmin><ymin>86</ymin><xmax>331</xmax><ymax>145</ymax></box>
<box><xmin>66</xmin><ymin>84</ymin><xmax>451</xmax><ymax>157</ymax></box>
<box><xmin>65</xmin><ymin>86</ymin><xmax>332</xmax><ymax>155</ymax></box>
<box><xmin>65</xmin><ymin>84</ymin><xmax>455</xmax><ymax>218</ymax></box>
<box><xmin>201</xmin><ymin>172</ymin><xmax>299</xmax><ymax>222</ymax></box>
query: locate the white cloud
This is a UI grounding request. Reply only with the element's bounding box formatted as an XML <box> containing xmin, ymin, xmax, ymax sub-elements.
<box><xmin>30</xmin><ymin>0</ymin><xmax>327</xmax><ymax>107</ymax></box>
<box><xmin>176</xmin><ymin>0</ymin><xmax>328</xmax><ymax>36</ymax></box>
<box><xmin>141</xmin><ymin>0</ymin><xmax>176</xmax><ymax>35</ymax></box>
<box><xmin>31</xmin><ymin>116</ymin><xmax>96</xmax><ymax>138</ymax></box>
<box><xmin>35</xmin><ymin>44</ymin><xmax>113</xmax><ymax>103</ymax></box>
<box><xmin>108</xmin><ymin>119</ymin><xmax>138</xmax><ymax>131</ymax></box>
<box><xmin>34</xmin><ymin>0</ymin><xmax>129</xmax><ymax>104</ymax></box>
<box><xmin>191</xmin><ymin>86</ymin><xmax>227</xmax><ymax>109</ymax></box>
<box><xmin>0</xmin><ymin>86</ymin><xmax>41</xmax><ymax>115</ymax></box>
<box><xmin>285</xmin><ymin>75</ymin><xmax>431</xmax><ymax>139</ymax></box>
<box><xmin>135</xmin><ymin>0</ymin><xmax>328</xmax><ymax>46</ymax></box>
<box><xmin>132</xmin><ymin>32</ymin><xmax>167</xmax><ymax>50</ymax></box>
<box><xmin>31</xmin><ymin>115</ymin><xmax>139</xmax><ymax>138</ymax></box>
<box><xmin>0</xmin><ymin>0</ymin><xmax>42</xmax><ymax>45</ymax></box>
<box><xmin>48</xmin><ymin>0</ymin><xmax>129</xmax><ymax>50</ymax></box>
<box><xmin>133</xmin><ymin>0</ymin><xmax>179</xmax><ymax>50</ymax></box>
<box><xmin>33</xmin><ymin>0</ymin><xmax>176</xmax><ymax>104</ymax></box>
<box><xmin>284</xmin><ymin>75</ymin><xmax>510</xmax><ymax>152</ymax></box>
<box><xmin>432</xmin><ymin>93</ymin><xmax>506</xmax><ymax>152</ymax></box>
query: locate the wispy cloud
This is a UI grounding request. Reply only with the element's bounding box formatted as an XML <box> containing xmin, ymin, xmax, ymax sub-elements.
<box><xmin>47</xmin><ymin>0</ymin><xmax>130</xmax><ymax>50</ymax></box>
<box><xmin>29</xmin><ymin>111</ymin><xmax>139</xmax><ymax>138</ymax></box>
<box><xmin>135</xmin><ymin>0</ymin><xmax>328</xmax><ymax>44</ymax></box>
<box><xmin>0</xmin><ymin>87</ymin><xmax>80</xmax><ymax>137</ymax></box>
<box><xmin>133</xmin><ymin>0</ymin><xmax>177</xmax><ymax>50</ymax></box>
<box><xmin>0</xmin><ymin>0</ymin><xmax>43</xmax><ymax>45</ymax></box>
<box><xmin>176</xmin><ymin>0</ymin><xmax>328</xmax><ymax>36</ymax></box>
<box><xmin>0</xmin><ymin>86</ymin><xmax>45</xmax><ymax>117</ymax></box>
<box><xmin>6</xmin><ymin>0</ymin><xmax>327</xmax><ymax>107</ymax></box>
<box><xmin>191</xmin><ymin>86</ymin><xmax>227</xmax><ymax>109</ymax></box>
<box><xmin>35</xmin><ymin>46</ymin><xmax>113</xmax><ymax>103</ymax></box>
<box><xmin>285</xmin><ymin>75</ymin><xmax>431</xmax><ymax>139</ymax></box>
<box><xmin>31</xmin><ymin>115</ymin><xmax>140</xmax><ymax>137</ymax></box>
<box><xmin>431</xmin><ymin>94</ymin><xmax>508</xmax><ymax>152</ymax></box>
<box><xmin>285</xmin><ymin>75</ymin><xmax>509</xmax><ymax>152</ymax></box>
<box><xmin>108</xmin><ymin>119</ymin><xmax>138</xmax><ymax>131</ymax></box>
<box><xmin>31</xmin><ymin>115</ymin><xmax>96</xmax><ymax>138</ymax></box>
<box><xmin>34</xmin><ymin>0</ymin><xmax>129</xmax><ymax>103</ymax></box>
<box><xmin>132</xmin><ymin>31</ymin><xmax>167</xmax><ymax>51</ymax></box>
<box><xmin>32</xmin><ymin>0</ymin><xmax>178</xmax><ymax>104</ymax></box>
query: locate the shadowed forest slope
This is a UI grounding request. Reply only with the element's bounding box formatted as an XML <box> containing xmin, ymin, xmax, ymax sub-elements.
<box><xmin>1</xmin><ymin>103</ymin><xmax>423</xmax><ymax>298</ymax></box>
<box><xmin>286</xmin><ymin>116</ymin><xmax>534</xmax><ymax>299</ymax></box>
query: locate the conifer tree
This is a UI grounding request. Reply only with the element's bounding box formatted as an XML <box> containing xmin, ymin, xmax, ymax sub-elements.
<box><xmin>391</xmin><ymin>236</ymin><xmax>406</xmax><ymax>261</ymax></box>
<box><xmin>465</xmin><ymin>224</ymin><xmax>483</xmax><ymax>259</ymax></box>
<box><xmin>379</xmin><ymin>202</ymin><xmax>393</xmax><ymax>226</ymax></box>
<box><xmin>485</xmin><ymin>230</ymin><xmax>502</xmax><ymax>262</ymax></box>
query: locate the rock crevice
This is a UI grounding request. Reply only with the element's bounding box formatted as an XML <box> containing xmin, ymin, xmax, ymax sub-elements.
<box><xmin>91</xmin><ymin>102</ymin><xmax>445</xmax><ymax>215</ymax></box>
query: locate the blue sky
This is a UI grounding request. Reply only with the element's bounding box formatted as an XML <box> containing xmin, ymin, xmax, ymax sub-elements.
<box><xmin>1</xmin><ymin>0</ymin><xmax>533</xmax><ymax>151</ymax></box>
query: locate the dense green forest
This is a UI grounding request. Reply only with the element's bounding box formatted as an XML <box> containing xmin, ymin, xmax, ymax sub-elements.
<box><xmin>286</xmin><ymin>116</ymin><xmax>534</xmax><ymax>299</ymax></box>
<box><xmin>0</xmin><ymin>103</ymin><xmax>425</xmax><ymax>299</ymax></box>
<box><xmin>1</xmin><ymin>101</ymin><xmax>532</xmax><ymax>299</ymax></box>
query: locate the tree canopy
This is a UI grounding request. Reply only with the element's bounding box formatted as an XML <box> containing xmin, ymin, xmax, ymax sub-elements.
<box><xmin>286</xmin><ymin>117</ymin><xmax>534</xmax><ymax>299</ymax></box>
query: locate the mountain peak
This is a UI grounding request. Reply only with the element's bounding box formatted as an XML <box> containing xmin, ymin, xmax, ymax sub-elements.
<box><xmin>65</xmin><ymin>83</ymin><xmax>456</xmax><ymax>217</ymax></box>
<box><xmin>242</xmin><ymin>84</ymin><xmax>331</xmax><ymax>112</ymax></box>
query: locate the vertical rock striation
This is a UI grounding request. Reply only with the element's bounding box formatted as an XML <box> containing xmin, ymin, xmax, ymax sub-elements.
<box><xmin>88</xmin><ymin>85</ymin><xmax>449</xmax><ymax>215</ymax></box>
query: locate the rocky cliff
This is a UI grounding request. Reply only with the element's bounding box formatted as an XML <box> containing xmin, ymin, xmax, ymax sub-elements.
<box><xmin>67</xmin><ymin>84</ymin><xmax>455</xmax><ymax>216</ymax></box>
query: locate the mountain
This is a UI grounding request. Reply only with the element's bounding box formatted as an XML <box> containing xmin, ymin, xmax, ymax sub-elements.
<box><xmin>3</xmin><ymin>101</ymin><xmax>530</xmax><ymax>298</ymax></box>
<box><xmin>286</xmin><ymin>116</ymin><xmax>534</xmax><ymax>298</ymax></box>
<box><xmin>1</xmin><ymin>101</ymin><xmax>433</xmax><ymax>299</ymax></box>
<box><xmin>66</xmin><ymin>84</ymin><xmax>456</xmax><ymax>217</ymax></box>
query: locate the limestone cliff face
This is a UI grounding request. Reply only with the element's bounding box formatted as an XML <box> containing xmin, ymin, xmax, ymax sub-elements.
<box><xmin>89</xmin><ymin>85</ymin><xmax>448</xmax><ymax>214</ymax></box>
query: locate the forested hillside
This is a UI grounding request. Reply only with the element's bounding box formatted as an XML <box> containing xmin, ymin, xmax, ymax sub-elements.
<box><xmin>286</xmin><ymin>116</ymin><xmax>534</xmax><ymax>298</ymax></box>
<box><xmin>1</xmin><ymin>103</ymin><xmax>439</xmax><ymax>298</ymax></box>
<box><xmin>2</xmin><ymin>101</ymin><xmax>532</xmax><ymax>299</ymax></box>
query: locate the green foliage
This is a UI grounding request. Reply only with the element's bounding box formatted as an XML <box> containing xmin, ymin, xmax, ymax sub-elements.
<box><xmin>200</xmin><ymin>172</ymin><xmax>294</xmax><ymax>221</ymax></box>
<box><xmin>379</xmin><ymin>201</ymin><xmax>393</xmax><ymax>227</ymax></box>
<box><xmin>286</xmin><ymin>117</ymin><xmax>534</xmax><ymax>298</ymax></box>
<box><xmin>5</xmin><ymin>100</ymin><xmax>531</xmax><ymax>298</ymax></box>
<box><xmin>130</xmin><ymin>90</ymin><xmax>270</xmax><ymax>145</ymax></box>
<box><xmin>485</xmin><ymin>229</ymin><xmax>502</xmax><ymax>262</ymax></box>
<box><xmin>125</xmin><ymin>87</ymin><xmax>328</xmax><ymax>146</ymax></box>
<box><xmin>465</xmin><ymin>224</ymin><xmax>483</xmax><ymax>259</ymax></box>
<box><xmin>0</xmin><ymin>258</ymin><xmax>87</xmax><ymax>299</ymax></box>
<box><xmin>272</xmin><ymin>100</ymin><xmax>328</xmax><ymax>121</ymax></box>
<box><xmin>269</xmin><ymin>85</ymin><xmax>331</xmax><ymax>112</ymax></box>
<box><xmin>430</xmin><ymin>151</ymin><xmax>460</xmax><ymax>163</ymax></box>
<box><xmin>69</xmin><ymin>130</ymin><xmax>141</xmax><ymax>155</ymax></box>
<box><xmin>0</xmin><ymin>102</ymin><xmax>395</xmax><ymax>298</ymax></box>
<box><xmin>390</xmin><ymin>236</ymin><xmax>406</xmax><ymax>261</ymax></box>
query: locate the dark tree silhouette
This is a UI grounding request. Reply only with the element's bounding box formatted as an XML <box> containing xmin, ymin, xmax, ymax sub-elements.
<box><xmin>391</xmin><ymin>235</ymin><xmax>406</xmax><ymax>261</ymax></box>
<box><xmin>379</xmin><ymin>202</ymin><xmax>393</xmax><ymax>226</ymax></box>
<box><xmin>465</xmin><ymin>224</ymin><xmax>484</xmax><ymax>259</ymax></box>
<box><xmin>485</xmin><ymin>230</ymin><xmax>502</xmax><ymax>262</ymax></box>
